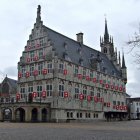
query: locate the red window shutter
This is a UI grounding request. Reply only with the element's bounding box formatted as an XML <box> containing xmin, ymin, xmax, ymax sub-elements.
<box><xmin>113</xmin><ymin>105</ymin><xmax>116</xmax><ymax>109</ymax></box>
<box><xmin>119</xmin><ymin>87</ymin><xmax>123</xmax><ymax>91</ymax></box>
<box><xmin>106</xmin><ymin>84</ymin><xmax>109</xmax><ymax>88</ymax></box>
<box><xmin>64</xmin><ymin>92</ymin><xmax>69</xmax><ymax>98</ymax></box>
<box><xmin>34</xmin><ymin>56</ymin><xmax>38</xmax><ymax>61</ymax></box>
<box><xmin>42</xmin><ymin>69</ymin><xmax>48</xmax><ymax>75</ymax></box>
<box><xmin>116</xmin><ymin>105</ymin><xmax>119</xmax><ymax>110</ymax></box>
<box><xmin>100</xmin><ymin>80</ymin><xmax>103</xmax><ymax>84</ymax></box>
<box><xmin>87</xmin><ymin>95</ymin><xmax>91</xmax><ymax>101</ymax></box>
<box><xmin>94</xmin><ymin>96</ymin><xmax>98</xmax><ymax>102</ymax></box>
<box><xmin>42</xmin><ymin>91</ymin><xmax>46</xmax><ymax>98</ymax></box>
<box><xmin>78</xmin><ymin>74</ymin><xmax>82</xmax><ymax>79</ymax></box>
<box><xmin>115</xmin><ymin>86</ymin><xmax>118</xmax><ymax>90</ymax></box>
<box><xmin>26</xmin><ymin>72</ymin><xmax>30</xmax><ymax>78</ymax></box>
<box><xmin>33</xmin><ymin>70</ymin><xmax>38</xmax><ymax>76</ymax></box>
<box><xmin>100</xmin><ymin>98</ymin><xmax>104</xmax><ymax>102</ymax></box>
<box><xmin>111</xmin><ymin>85</ymin><xmax>114</xmax><ymax>89</ymax></box>
<box><xmin>93</xmin><ymin>78</ymin><xmax>97</xmax><ymax>83</ymax></box>
<box><xmin>36</xmin><ymin>44</ymin><xmax>40</xmax><ymax>48</ymax></box>
<box><xmin>79</xmin><ymin>94</ymin><xmax>84</xmax><ymax>100</ymax></box>
<box><xmin>86</xmin><ymin>76</ymin><xmax>90</xmax><ymax>81</ymax></box>
<box><xmin>63</xmin><ymin>69</ymin><xmax>67</xmax><ymax>75</ymax></box>
<box><xmin>18</xmin><ymin>72</ymin><xmax>22</xmax><ymax>78</ymax></box>
<box><xmin>32</xmin><ymin>92</ymin><xmax>37</xmax><ymax>98</ymax></box>
<box><xmin>16</xmin><ymin>93</ymin><xmax>20</xmax><ymax>100</ymax></box>
<box><xmin>26</xmin><ymin>58</ymin><xmax>30</xmax><ymax>63</ymax></box>
<box><xmin>107</xmin><ymin>102</ymin><xmax>110</xmax><ymax>107</ymax></box>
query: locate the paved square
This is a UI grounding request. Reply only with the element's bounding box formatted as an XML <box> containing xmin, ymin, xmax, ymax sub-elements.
<box><xmin>0</xmin><ymin>120</ymin><xmax>140</xmax><ymax>140</ymax></box>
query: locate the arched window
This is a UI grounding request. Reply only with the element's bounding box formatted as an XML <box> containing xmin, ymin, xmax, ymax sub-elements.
<box><xmin>104</xmin><ymin>47</ymin><xmax>107</xmax><ymax>53</ymax></box>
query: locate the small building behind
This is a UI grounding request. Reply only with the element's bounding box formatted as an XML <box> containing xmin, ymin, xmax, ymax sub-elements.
<box><xmin>0</xmin><ymin>76</ymin><xmax>17</xmax><ymax>103</ymax></box>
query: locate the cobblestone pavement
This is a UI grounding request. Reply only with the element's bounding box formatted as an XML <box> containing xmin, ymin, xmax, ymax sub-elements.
<box><xmin>0</xmin><ymin>120</ymin><xmax>140</xmax><ymax>140</ymax></box>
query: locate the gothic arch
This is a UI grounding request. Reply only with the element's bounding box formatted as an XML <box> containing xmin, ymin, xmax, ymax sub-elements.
<box><xmin>31</xmin><ymin>108</ymin><xmax>38</xmax><ymax>122</ymax></box>
<box><xmin>42</xmin><ymin>108</ymin><xmax>47</xmax><ymax>122</ymax></box>
<box><xmin>15</xmin><ymin>108</ymin><xmax>25</xmax><ymax>122</ymax></box>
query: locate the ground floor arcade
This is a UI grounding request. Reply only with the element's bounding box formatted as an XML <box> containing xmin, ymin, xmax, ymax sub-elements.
<box><xmin>0</xmin><ymin>103</ymin><xmax>51</xmax><ymax>122</ymax></box>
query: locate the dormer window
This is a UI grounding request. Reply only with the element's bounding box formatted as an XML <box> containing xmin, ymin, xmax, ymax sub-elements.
<box><xmin>64</xmin><ymin>42</ymin><xmax>68</xmax><ymax>50</ymax></box>
<box><xmin>104</xmin><ymin>47</ymin><xmax>107</xmax><ymax>53</ymax></box>
<box><xmin>103</xmin><ymin>67</ymin><xmax>106</xmax><ymax>73</ymax></box>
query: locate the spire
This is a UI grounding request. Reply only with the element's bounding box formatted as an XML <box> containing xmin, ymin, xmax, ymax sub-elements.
<box><xmin>36</xmin><ymin>5</ymin><xmax>41</xmax><ymax>26</ymax></box>
<box><xmin>104</xmin><ymin>18</ymin><xmax>109</xmax><ymax>43</ymax></box>
<box><xmin>119</xmin><ymin>51</ymin><xmax>121</xmax><ymax>65</ymax></box>
<box><xmin>122</xmin><ymin>53</ymin><xmax>126</xmax><ymax>68</ymax></box>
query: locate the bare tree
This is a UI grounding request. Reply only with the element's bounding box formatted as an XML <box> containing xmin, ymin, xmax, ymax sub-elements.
<box><xmin>127</xmin><ymin>23</ymin><xmax>140</xmax><ymax>64</ymax></box>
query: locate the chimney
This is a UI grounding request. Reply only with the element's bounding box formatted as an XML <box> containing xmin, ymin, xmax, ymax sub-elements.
<box><xmin>76</xmin><ymin>32</ymin><xmax>83</xmax><ymax>44</ymax></box>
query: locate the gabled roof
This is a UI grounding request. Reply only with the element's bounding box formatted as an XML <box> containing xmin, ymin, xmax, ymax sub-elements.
<box><xmin>43</xmin><ymin>26</ymin><xmax>121</xmax><ymax>77</ymax></box>
<box><xmin>1</xmin><ymin>77</ymin><xmax>17</xmax><ymax>89</ymax></box>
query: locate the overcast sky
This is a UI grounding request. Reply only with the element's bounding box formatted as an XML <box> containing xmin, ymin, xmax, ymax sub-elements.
<box><xmin>0</xmin><ymin>0</ymin><xmax>140</xmax><ymax>97</ymax></box>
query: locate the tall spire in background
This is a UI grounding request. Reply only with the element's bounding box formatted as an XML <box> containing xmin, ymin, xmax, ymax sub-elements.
<box><xmin>104</xmin><ymin>18</ymin><xmax>109</xmax><ymax>43</ymax></box>
<box><xmin>36</xmin><ymin>5</ymin><xmax>41</xmax><ymax>26</ymax></box>
<box><xmin>122</xmin><ymin>53</ymin><xmax>126</xmax><ymax>68</ymax></box>
<box><xmin>119</xmin><ymin>51</ymin><xmax>121</xmax><ymax>65</ymax></box>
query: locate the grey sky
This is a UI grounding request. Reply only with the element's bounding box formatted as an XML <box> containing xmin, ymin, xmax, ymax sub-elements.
<box><xmin>0</xmin><ymin>0</ymin><xmax>140</xmax><ymax>97</ymax></box>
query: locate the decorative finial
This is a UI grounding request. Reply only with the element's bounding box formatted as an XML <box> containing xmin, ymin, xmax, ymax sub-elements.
<box><xmin>36</xmin><ymin>5</ymin><xmax>41</xmax><ymax>25</ymax></box>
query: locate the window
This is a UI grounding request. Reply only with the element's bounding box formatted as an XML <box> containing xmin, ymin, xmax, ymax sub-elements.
<box><xmin>77</xmin><ymin>113</ymin><xmax>79</xmax><ymax>118</ymax></box>
<box><xmin>47</xmin><ymin>63</ymin><xmax>53</xmax><ymax>73</ymax></box>
<box><xmin>59</xmin><ymin>84</ymin><xmax>64</xmax><ymax>97</ymax></box>
<box><xmin>122</xmin><ymin>102</ymin><xmax>124</xmax><ymax>106</ymax></box>
<box><xmin>113</xmin><ymin>101</ymin><xmax>116</xmax><ymax>105</ymax></box>
<box><xmin>90</xmin><ymin>88</ymin><xmax>94</xmax><ymax>96</ymax></box>
<box><xmin>97</xmin><ymin>93</ymin><xmax>100</xmax><ymax>97</ymax></box>
<box><xmin>28</xmin><ymin>85</ymin><xmax>33</xmax><ymax>102</ymax></box>
<box><xmin>74</xmin><ymin>66</ymin><xmax>78</xmax><ymax>76</ymax></box>
<box><xmin>38</xmin><ymin>62</ymin><xmax>43</xmax><ymax>75</ymax></box>
<box><xmin>83</xmin><ymin>68</ymin><xmax>86</xmax><ymax>77</ymax></box>
<box><xmin>20</xmin><ymin>86</ymin><xmax>25</xmax><ymax>99</ymax></box>
<box><xmin>96</xmin><ymin>114</ymin><xmax>98</xmax><ymax>118</ymax></box>
<box><xmin>21</xmin><ymin>66</ymin><xmax>26</xmax><ymax>77</ymax></box>
<box><xmin>39</xmin><ymin>49</ymin><xmax>43</xmax><ymax>59</ymax></box>
<box><xmin>46</xmin><ymin>84</ymin><xmax>52</xmax><ymax>97</ymax></box>
<box><xmin>80</xmin><ymin>113</ymin><xmax>82</xmax><ymax>118</ymax></box>
<box><xmin>20</xmin><ymin>87</ymin><xmax>25</xmax><ymax>94</ymax></box>
<box><xmin>30</xmin><ymin>64</ymin><xmax>34</xmax><ymax>76</ymax></box>
<box><xmin>67</xmin><ymin>112</ymin><xmax>69</xmax><ymax>118</ymax></box>
<box><xmin>117</xmin><ymin>101</ymin><xmax>120</xmax><ymax>105</ymax></box>
<box><xmin>88</xmin><ymin>113</ymin><xmax>91</xmax><ymax>118</ymax></box>
<box><xmin>1</xmin><ymin>98</ymin><xmax>4</xmax><ymax>103</ymax></box>
<box><xmin>30</xmin><ymin>51</ymin><xmax>35</xmax><ymax>61</ymax></box>
<box><xmin>31</xmin><ymin>40</ymin><xmax>35</xmax><ymax>48</ymax></box>
<box><xmin>90</xmin><ymin>71</ymin><xmax>93</xmax><ymax>78</ymax></box>
<box><xmin>70</xmin><ymin>112</ymin><xmax>73</xmax><ymax>118</ymax></box>
<box><xmin>40</xmin><ymin>38</ymin><xmax>44</xmax><ymax>46</ymax></box>
<box><xmin>59</xmin><ymin>63</ymin><xmax>64</xmax><ymax>73</ymax></box>
<box><xmin>83</xmin><ymin>87</ymin><xmax>87</xmax><ymax>100</ymax></box>
<box><xmin>37</xmin><ymin>85</ymin><xmax>42</xmax><ymax>97</ymax></box>
<box><xmin>75</xmin><ymin>86</ymin><xmax>79</xmax><ymax>99</ymax></box>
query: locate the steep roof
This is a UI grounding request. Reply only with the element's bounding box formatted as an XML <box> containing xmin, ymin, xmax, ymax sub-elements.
<box><xmin>44</xmin><ymin>26</ymin><xmax>121</xmax><ymax>77</ymax></box>
<box><xmin>2</xmin><ymin>77</ymin><xmax>17</xmax><ymax>89</ymax></box>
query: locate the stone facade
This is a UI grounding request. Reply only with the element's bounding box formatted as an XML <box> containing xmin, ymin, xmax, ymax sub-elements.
<box><xmin>15</xmin><ymin>5</ymin><xmax>128</xmax><ymax>122</ymax></box>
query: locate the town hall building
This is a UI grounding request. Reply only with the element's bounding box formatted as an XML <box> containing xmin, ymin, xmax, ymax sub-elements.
<box><xmin>1</xmin><ymin>5</ymin><xmax>128</xmax><ymax>122</ymax></box>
